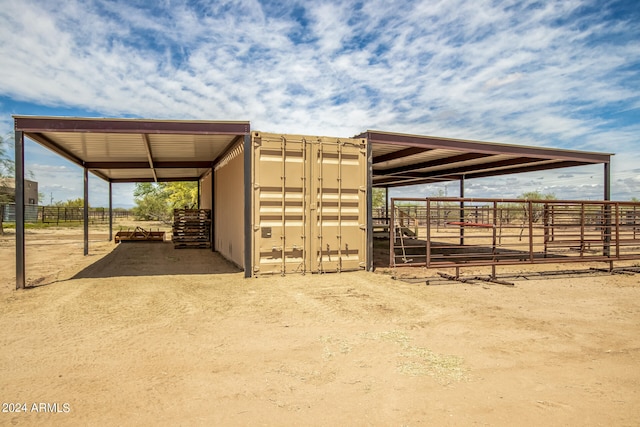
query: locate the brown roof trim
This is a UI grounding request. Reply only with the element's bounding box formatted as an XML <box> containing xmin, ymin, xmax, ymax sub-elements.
<box><xmin>361</xmin><ymin>130</ymin><xmax>612</xmax><ymax>164</ymax></box>
<box><xmin>14</xmin><ymin>116</ymin><xmax>250</xmax><ymax>135</ymax></box>
<box><xmin>85</xmin><ymin>161</ymin><xmax>214</xmax><ymax>169</ymax></box>
<box><xmin>109</xmin><ymin>176</ymin><xmax>201</xmax><ymax>183</ymax></box>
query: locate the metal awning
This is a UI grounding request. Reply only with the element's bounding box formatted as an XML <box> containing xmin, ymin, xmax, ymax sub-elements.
<box><xmin>360</xmin><ymin>131</ymin><xmax>612</xmax><ymax>188</ymax></box>
<box><xmin>14</xmin><ymin>116</ymin><xmax>251</xmax><ymax>182</ymax></box>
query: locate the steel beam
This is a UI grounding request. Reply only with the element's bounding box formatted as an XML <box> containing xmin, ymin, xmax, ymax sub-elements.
<box><xmin>372</xmin><ymin>146</ymin><xmax>432</xmax><ymax>164</ymax></box>
<box><xmin>604</xmin><ymin>162</ymin><xmax>611</xmax><ymax>201</ymax></box>
<box><xmin>109</xmin><ymin>177</ymin><xmax>202</xmax><ymax>183</ymax></box>
<box><xmin>377</xmin><ymin>153</ymin><xmax>492</xmax><ymax>176</ymax></box>
<box><xmin>385</xmin><ymin>187</ymin><xmax>389</xmax><ymax>219</ymax></box>
<box><xmin>84</xmin><ymin>168</ymin><xmax>89</xmax><ymax>256</ymax></box>
<box><xmin>365</xmin><ymin>131</ymin><xmax>612</xmax><ymax>163</ymax></box>
<box><xmin>375</xmin><ymin>161</ymin><xmax>590</xmax><ymax>188</ymax></box>
<box><xmin>15</xmin><ymin>130</ymin><xmax>25</xmax><ymax>290</ymax></box>
<box><xmin>604</xmin><ymin>162</ymin><xmax>611</xmax><ymax>256</ymax></box>
<box><xmin>108</xmin><ymin>181</ymin><xmax>113</xmax><ymax>241</ymax></box>
<box><xmin>211</xmin><ymin>168</ymin><xmax>215</xmax><ymax>252</ymax></box>
<box><xmin>243</xmin><ymin>133</ymin><xmax>252</xmax><ymax>278</ymax></box>
<box><xmin>142</xmin><ymin>134</ymin><xmax>158</xmax><ymax>182</ymax></box>
<box><xmin>366</xmin><ymin>139</ymin><xmax>374</xmax><ymax>272</ymax></box>
<box><xmin>14</xmin><ymin>116</ymin><xmax>251</xmax><ymax>135</ymax></box>
<box><xmin>459</xmin><ymin>175</ymin><xmax>465</xmax><ymax>245</ymax></box>
<box><xmin>197</xmin><ymin>179</ymin><xmax>201</xmax><ymax>208</ymax></box>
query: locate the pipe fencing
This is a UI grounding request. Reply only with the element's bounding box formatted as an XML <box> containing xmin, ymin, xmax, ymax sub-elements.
<box><xmin>1</xmin><ymin>204</ymin><xmax>131</xmax><ymax>224</ymax></box>
<box><xmin>388</xmin><ymin>198</ymin><xmax>640</xmax><ymax>269</ymax></box>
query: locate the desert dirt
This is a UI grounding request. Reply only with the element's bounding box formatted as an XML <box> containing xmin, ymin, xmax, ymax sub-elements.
<box><xmin>0</xmin><ymin>220</ymin><xmax>639</xmax><ymax>426</ymax></box>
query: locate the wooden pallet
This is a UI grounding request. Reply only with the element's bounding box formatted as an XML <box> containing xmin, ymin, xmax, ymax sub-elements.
<box><xmin>172</xmin><ymin>209</ymin><xmax>211</xmax><ymax>249</ymax></box>
<box><xmin>173</xmin><ymin>242</ymin><xmax>211</xmax><ymax>249</ymax></box>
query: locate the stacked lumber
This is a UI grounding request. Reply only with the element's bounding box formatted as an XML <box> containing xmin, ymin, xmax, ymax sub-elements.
<box><xmin>172</xmin><ymin>209</ymin><xmax>212</xmax><ymax>249</ymax></box>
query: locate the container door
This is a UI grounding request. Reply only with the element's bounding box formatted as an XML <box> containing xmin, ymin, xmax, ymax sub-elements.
<box><xmin>309</xmin><ymin>138</ymin><xmax>367</xmax><ymax>273</ymax></box>
<box><xmin>252</xmin><ymin>134</ymin><xmax>307</xmax><ymax>275</ymax></box>
<box><xmin>252</xmin><ymin>133</ymin><xmax>366</xmax><ymax>275</ymax></box>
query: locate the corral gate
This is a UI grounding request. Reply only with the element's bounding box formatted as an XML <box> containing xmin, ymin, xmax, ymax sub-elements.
<box><xmin>252</xmin><ymin>132</ymin><xmax>367</xmax><ymax>275</ymax></box>
<box><xmin>389</xmin><ymin>197</ymin><xmax>640</xmax><ymax>269</ymax></box>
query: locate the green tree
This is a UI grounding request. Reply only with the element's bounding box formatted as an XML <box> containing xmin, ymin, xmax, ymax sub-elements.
<box><xmin>166</xmin><ymin>182</ymin><xmax>198</xmax><ymax>209</ymax></box>
<box><xmin>132</xmin><ymin>182</ymin><xmax>198</xmax><ymax>221</ymax></box>
<box><xmin>53</xmin><ymin>197</ymin><xmax>86</xmax><ymax>207</ymax></box>
<box><xmin>372</xmin><ymin>188</ymin><xmax>385</xmax><ymax>210</ymax></box>
<box><xmin>518</xmin><ymin>190</ymin><xmax>556</xmax><ymax>201</ymax></box>
<box><xmin>516</xmin><ymin>190</ymin><xmax>556</xmax><ymax>229</ymax></box>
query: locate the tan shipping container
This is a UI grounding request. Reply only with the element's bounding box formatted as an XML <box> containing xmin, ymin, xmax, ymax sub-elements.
<box><xmin>252</xmin><ymin>132</ymin><xmax>367</xmax><ymax>275</ymax></box>
<box><xmin>214</xmin><ymin>142</ymin><xmax>245</xmax><ymax>268</ymax></box>
<box><xmin>199</xmin><ymin>170</ymin><xmax>212</xmax><ymax>210</ymax></box>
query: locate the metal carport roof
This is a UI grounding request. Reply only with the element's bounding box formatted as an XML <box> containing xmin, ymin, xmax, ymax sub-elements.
<box><xmin>360</xmin><ymin>130</ymin><xmax>612</xmax><ymax>188</ymax></box>
<box><xmin>13</xmin><ymin>115</ymin><xmax>252</xmax><ymax>289</ymax></box>
<box><xmin>14</xmin><ymin>116</ymin><xmax>251</xmax><ymax>183</ymax></box>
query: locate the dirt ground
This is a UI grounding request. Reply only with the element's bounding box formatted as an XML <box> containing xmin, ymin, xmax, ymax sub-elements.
<box><xmin>1</xmin><ymin>221</ymin><xmax>639</xmax><ymax>426</ymax></box>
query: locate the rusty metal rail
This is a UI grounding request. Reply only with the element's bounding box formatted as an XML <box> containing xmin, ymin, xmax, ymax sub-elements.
<box><xmin>389</xmin><ymin>197</ymin><xmax>640</xmax><ymax>269</ymax></box>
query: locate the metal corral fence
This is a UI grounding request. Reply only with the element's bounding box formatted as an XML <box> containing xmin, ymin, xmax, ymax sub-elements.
<box><xmin>1</xmin><ymin>204</ymin><xmax>131</xmax><ymax>224</ymax></box>
<box><xmin>388</xmin><ymin>197</ymin><xmax>640</xmax><ymax>269</ymax></box>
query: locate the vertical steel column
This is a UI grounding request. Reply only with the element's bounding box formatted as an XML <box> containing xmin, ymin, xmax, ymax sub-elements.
<box><xmin>243</xmin><ymin>133</ymin><xmax>252</xmax><ymax>278</ymax></box>
<box><xmin>366</xmin><ymin>140</ymin><xmax>374</xmax><ymax>271</ymax></box>
<box><xmin>197</xmin><ymin>179</ymin><xmax>201</xmax><ymax>208</ymax></box>
<box><xmin>604</xmin><ymin>162</ymin><xmax>611</xmax><ymax>257</ymax></box>
<box><xmin>389</xmin><ymin>198</ymin><xmax>395</xmax><ymax>268</ymax></box>
<box><xmin>108</xmin><ymin>181</ymin><xmax>113</xmax><ymax>241</ymax></box>
<box><xmin>15</xmin><ymin>130</ymin><xmax>25</xmax><ymax>290</ymax></box>
<box><xmin>211</xmin><ymin>169</ymin><xmax>215</xmax><ymax>252</ymax></box>
<box><xmin>385</xmin><ymin>187</ymin><xmax>389</xmax><ymax>219</ymax></box>
<box><xmin>84</xmin><ymin>168</ymin><xmax>89</xmax><ymax>256</ymax></box>
<box><xmin>459</xmin><ymin>175</ymin><xmax>465</xmax><ymax>245</ymax></box>
<box><xmin>604</xmin><ymin>162</ymin><xmax>611</xmax><ymax>201</ymax></box>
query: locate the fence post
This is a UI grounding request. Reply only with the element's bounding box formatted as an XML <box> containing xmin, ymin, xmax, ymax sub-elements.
<box><xmin>603</xmin><ymin>202</ymin><xmax>611</xmax><ymax>257</ymax></box>
<box><xmin>0</xmin><ymin>204</ymin><xmax>4</xmax><ymax>235</ymax></box>
<box><xmin>528</xmin><ymin>200</ymin><xmax>534</xmax><ymax>262</ymax></box>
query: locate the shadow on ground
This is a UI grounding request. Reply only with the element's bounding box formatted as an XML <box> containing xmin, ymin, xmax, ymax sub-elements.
<box><xmin>73</xmin><ymin>242</ymin><xmax>242</xmax><ymax>279</ymax></box>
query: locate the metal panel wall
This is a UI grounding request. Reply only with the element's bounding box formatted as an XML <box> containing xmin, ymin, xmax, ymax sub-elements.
<box><xmin>252</xmin><ymin>132</ymin><xmax>367</xmax><ymax>275</ymax></box>
<box><xmin>214</xmin><ymin>144</ymin><xmax>245</xmax><ymax>268</ymax></box>
<box><xmin>199</xmin><ymin>171</ymin><xmax>212</xmax><ymax>210</ymax></box>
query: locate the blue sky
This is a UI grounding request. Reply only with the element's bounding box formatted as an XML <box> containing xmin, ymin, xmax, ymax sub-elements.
<box><xmin>0</xmin><ymin>0</ymin><xmax>638</xmax><ymax>207</ymax></box>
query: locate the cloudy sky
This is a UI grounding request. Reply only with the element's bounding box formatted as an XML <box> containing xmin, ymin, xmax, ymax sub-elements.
<box><xmin>0</xmin><ymin>0</ymin><xmax>638</xmax><ymax>207</ymax></box>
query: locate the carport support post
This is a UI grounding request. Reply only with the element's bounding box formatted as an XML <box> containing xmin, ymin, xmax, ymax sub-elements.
<box><xmin>604</xmin><ymin>162</ymin><xmax>611</xmax><ymax>258</ymax></box>
<box><xmin>385</xmin><ymin>187</ymin><xmax>389</xmax><ymax>219</ymax></box>
<box><xmin>214</xmin><ymin>168</ymin><xmax>217</xmax><ymax>252</ymax></box>
<box><xmin>243</xmin><ymin>133</ymin><xmax>252</xmax><ymax>278</ymax></box>
<box><xmin>108</xmin><ymin>181</ymin><xmax>113</xmax><ymax>241</ymax></box>
<box><xmin>459</xmin><ymin>176</ymin><xmax>465</xmax><ymax>246</ymax></box>
<box><xmin>197</xmin><ymin>179</ymin><xmax>201</xmax><ymax>209</ymax></box>
<box><xmin>84</xmin><ymin>167</ymin><xmax>89</xmax><ymax>256</ymax></box>
<box><xmin>15</xmin><ymin>130</ymin><xmax>25</xmax><ymax>290</ymax></box>
<box><xmin>366</xmin><ymin>140</ymin><xmax>374</xmax><ymax>272</ymax></box>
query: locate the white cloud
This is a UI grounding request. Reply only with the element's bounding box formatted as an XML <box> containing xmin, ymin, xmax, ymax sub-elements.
<box><xmin>0</xmin><ymin>0</ymin><xmax>638</xmax><ymax>203</ymax></box>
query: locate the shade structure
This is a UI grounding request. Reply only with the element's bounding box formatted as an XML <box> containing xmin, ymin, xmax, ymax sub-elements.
<box><xmin>361</xmin><ymin>130</ymin><xmax>611</xmax><ymax>188</ymax></box>
<box><xmin>12</xmin><ymin>116</ymin><xmax>614</xmax><ymax>289</ymax></box>
<box><xmin>14</xmin><ymin>116</ymin><xmax>251</xmax><ymax>183</ymax></box>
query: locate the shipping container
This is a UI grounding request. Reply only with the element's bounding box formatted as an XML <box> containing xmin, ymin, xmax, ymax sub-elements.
<box><xmin>251</xmin><ymin>132</ymin><xmax>367</xmax><ymax>276</ymax></box>
<box><xmin>199</xmin><ymin>170</ymin><xmax>212</xmax><ymax>210</ymax></box>
<box><xmin>213</xmin><ymin>142</ymin><xmax>245</xmax><ymax>268</ymax></box>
